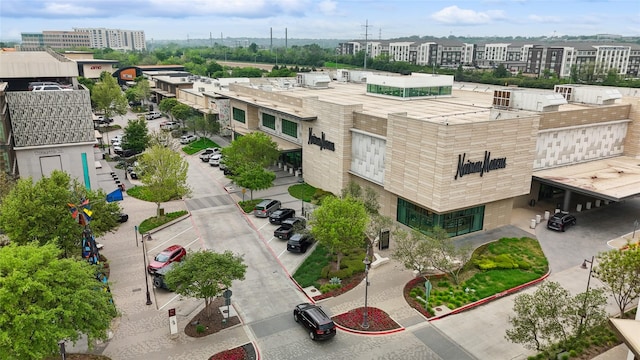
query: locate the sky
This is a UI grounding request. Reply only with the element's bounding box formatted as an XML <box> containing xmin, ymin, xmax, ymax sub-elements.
<box><xmin>1</xmin><ymin>0</ymin><xmax>639</xmax><ymax>42</ymax></box>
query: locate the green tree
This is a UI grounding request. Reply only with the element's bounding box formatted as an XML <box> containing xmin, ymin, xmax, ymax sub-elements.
<box><xmin>222</xmin><ymin>132</ymin><xmax>280</xmax><ymax>175</ymax></box>
<box><xmin>164</xmin><ymin>250</ymin><xmax>247</xmax><ymax>319</ymax></box>
<box><xmin>310</xmin><ymin>196</ymin><xmax>368</xmax><ymax>270</ymax></box>
<box><xmin>0</xmin><ymin>171</ymin><xmax>16</xmax><ymax>204</ymax></box>
<box><xmin>0</xmin><ymin>171</ymin><xmax>120</xmax><ymax>257</ymax></box>
<box><xmin>0</xmin><ymin>243</ymin><xmax>117</xmax><ymax>359</ymax></box>
<box><xmin>134</xmin><ymin>78</ymin><xmax>151</xmax><ymax>105</ymax></box>
<box><xmin>593</xmin><ymin>246</ymin><xmax>640</xmax><ymax>317</ymax></box>
<box><xmin>170</xmin><ymin>103</ymin><xmax>193</xmax><ymax>129</ymax></box>
<box><xmin>391</xmin><ymin>229</ymin><xmax>434</xmax><ymax>276</ymax></box>
<box><xmin>340</xmin><ymin>180</ymin><xmax>379</xmax><ymax>214</ymax></box>
<box><xmin>136</xmin><ymin>145</ymin><xmax>191</xmax><ymax>216</ymax></box>
<box><xmin>231</xmin><ymin>164</ymin><xmax>276</xmax><ymax>200</ymax></box>
<box><xmin>91</xmin><ymin>74</ymin><xmax>127</xmax><ymax>120</ymax></box>
<box><xmin>493</xmin><ymin>64</ymin><xmax>509</xmax><ymax>78</ymax></box>
<box><xmin>159</xmin><ymin>98</ymin><xmax>179</xmax><ymax>120</ymax></box>
<box><xmin>122</xmin><ymin>118</ymin><xmax>150</xmax><ymax>154</ymax></box>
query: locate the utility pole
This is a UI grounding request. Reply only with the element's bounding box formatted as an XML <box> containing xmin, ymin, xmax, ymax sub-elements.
<box><xmin>362</xmin><ymin>20</ymin><xmax>371</xmax><ymax>70</ymax></box>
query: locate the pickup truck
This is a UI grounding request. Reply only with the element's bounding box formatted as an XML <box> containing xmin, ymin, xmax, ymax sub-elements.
<box><xmin>199</xmin><ymin>148</ymin><xmax>221</xmax><ymax>162</ymax></box>
<box><xmin>274</xmin><ymin>217</ymin><xmax>306</xmax><ymax>240</ymax></box>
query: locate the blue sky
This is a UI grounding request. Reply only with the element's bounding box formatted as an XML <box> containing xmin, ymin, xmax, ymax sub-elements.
<box><xmin>1</xmin><ymin>0</ymin><xmax>638</xmax><ymax>42</ymax></box>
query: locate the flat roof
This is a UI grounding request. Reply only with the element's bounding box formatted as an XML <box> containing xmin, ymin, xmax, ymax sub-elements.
<box><xmin>533</xmin><ymin>156</ymin><xmax>640</xmax><ymax>201</ymax></box>
<box><xmin>609</xmin><ymin>318</ymin><xmax>640</xmax><ymax>359</ymax></box>
<box><xmin>0</xmin><ymin>51</ymin><xmax>78</xmax><ymax>78</ymax></box>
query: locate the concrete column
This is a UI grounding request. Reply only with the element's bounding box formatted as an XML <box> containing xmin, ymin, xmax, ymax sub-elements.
<box><xmin>563</xmin><ymin>190</ymin><xmax>572</xmax><ymax>212</ymax></box>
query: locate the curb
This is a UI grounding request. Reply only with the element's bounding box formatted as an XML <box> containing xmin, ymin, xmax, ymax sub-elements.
<box><xmin>334</xmin><ymin>323</ymin><xmax>405</xmax><ymax>335</ymax></box>
<box><xmin>141</xmin><ymin>213</ymin><xmax>192</xmax><ymax>235</ymax></box>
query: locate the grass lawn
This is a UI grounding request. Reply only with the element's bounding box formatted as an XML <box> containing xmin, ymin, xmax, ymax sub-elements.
<box><xmin>407</xmin><ymin>237</ymin><xmax>548</xmax><ymax>314</ymax></box>
<box><xmin>138</xmin><ymin>210</ymin><xmax>189</xmax><ymax>234</ymax></box>
<box><xmin>182</xmin><ymin>137</ymin><xmax>220</xmax><ymax>155</ymax></box>
<box><xmin>293</xmin><ymin>244</ymin><xmax>366</xmax><ymax>290</ymax></box>
<box><xmin>288</xmin><ymin>183</ymin><xmax>316</xmax><ymax>202</ymax></box>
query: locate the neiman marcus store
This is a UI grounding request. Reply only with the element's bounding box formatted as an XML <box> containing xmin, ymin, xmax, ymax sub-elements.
<box><xmin>215</xmin><ymin>73</ymin><xmax>640</xmax><ymax>237</ymax></box>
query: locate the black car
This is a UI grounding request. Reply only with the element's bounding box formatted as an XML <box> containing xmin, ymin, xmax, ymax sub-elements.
<box><xmin>152</xmin><ymin>262</ymin><xmax>176</xmax><ymax>290</ymax></box>
<box><xmin>275</xmin><ymin>217</ymin><xmax>306</xmax><ymax>240</ymax></box>
<box><xmin>118</xmin><ymin>213</ymin><xmax>129</xmax><ymax>223</ymax></box>
<box><xmin>546</xmin><ymin>212</ymin><xmax>577</xmax><ymax>232</ymax></box>
<box><xmin>269</xmin><ymin>208</ymin><xmax>296</xmax><ymax>225</ymax></box>
<box><xmin>287</xmin><ymin>233</ymin><xmax>313</xmax><ymax>253</ymax></box>
<box><xmin>293</xmin><ymin>303</ymin><xmax>336</xmax><ymax>341</ymax></box>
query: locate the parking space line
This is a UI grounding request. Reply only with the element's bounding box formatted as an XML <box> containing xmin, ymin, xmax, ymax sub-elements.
<box><xmin>185</xmin><ymin>237</ymin><xmax>201</xmax><ymax>249</ymax></box>
<box><xmin>267</xmin><ymin>236</ymin><xmax>276</xmax><ymax>244</ymax></box>
<box><xmin>277</xmin><ymin>248</ymin><xmax>287</xmax><ymax>258</ymax></box>
<box><xmin>158</xmin><ymin>294</ymin><xmax>182</xmax><ymax>311</ymax></box>
<box><xmin>257</xmin><ymin>222</ymin><xmax>270</xmax><ymax>231</ymax></box>
<box><xmin>148</xmin><ymin>226</ymin><xmax>194</xmax><ymax>252</ymax></box>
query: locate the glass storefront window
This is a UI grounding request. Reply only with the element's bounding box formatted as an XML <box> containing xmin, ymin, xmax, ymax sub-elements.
<box><xmin>397</xmin><ymin>198</ymin><xmax>484</xmax><ymax>237</ymax></box>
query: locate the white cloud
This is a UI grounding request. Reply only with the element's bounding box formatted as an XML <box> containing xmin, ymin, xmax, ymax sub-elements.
<box><xmin>528</xmin><ymin>14</ymin><xmax>562</xmax><ymax>23</ymax></box>
<box><xmin>430</xmin><ymin>6</ymin><xmax>505</xmax><ymax>25</ymax></box>
<box><xmin>317</xmin><ymin>0</ymin><xmax>337</xmax><ymax>15</ymax></box>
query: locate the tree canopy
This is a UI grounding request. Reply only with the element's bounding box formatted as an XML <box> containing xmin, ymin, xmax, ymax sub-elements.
<box><xmin>309</xmin><ymin>196</ymin><xmax>368</xmax><ymax>270</ymax></box>
<box><xmin>122</xmin><ymin>117</ymin><xmax>150</xmax><ymax>154</ymax></box>
<box><xmin>0</xmin><ymin>243</ymin><xmax>117</xmax><ymax>359</ymax></box>
<box><xmin>91</xmin><ymin>73</ymin><xmax>127</xmax><ymax>119</ymax></box>
<box><xmin>593</xmin><ymin>246</ymin><xmax>640</xmax><ymax>317</ymax></box>
<box><xmin>136</xmin><ymin>145</ymin><xmax>191</xmax><ymax>216</ymax></box>
<box><xmin>164</xmin><ymin>250</ymin><xmax>247</xmax><ymax>319</ymax></box>
<box><xmin>159</xmin><ymin>98</ymin><xmax>179</xmax><ymax>120</ymax></box>
<box><xmin>222</xmin><ymin>132</ymin><xmax>280</xmax><ymax>174</ymax></box>
<box><xmin>231</xmin><ymin>163</ymin><xmax>276</xmax><ymax>200</ymax></box>
<box><xmin>0</xmin><ymin>171</ymin><xmax>121</xmax><ymax>256</ymax></box>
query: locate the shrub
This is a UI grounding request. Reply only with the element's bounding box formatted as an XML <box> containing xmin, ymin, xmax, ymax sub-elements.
<box><xmin>196</xmin><ymin>324</ymin><xmax>205</xmax><ymax>334</ymax></box>
<box><xmin>569</xmin><ymin>350</ymin><xmax>577</xmax><ymax>357</ymax></box>
<box><xmin>311</xmin><ymin>189</ymin><xmax>334</xmax><ymax>205</ymax></box>
<box><xmin>329</xmin><ymin>268</ymin><xmax>354</xmax><ymax>279</ymax></box>
<box><xmin>319</xmin><ymin>283</ymin><xmax>342</xmax><ymax>293</ymax></box>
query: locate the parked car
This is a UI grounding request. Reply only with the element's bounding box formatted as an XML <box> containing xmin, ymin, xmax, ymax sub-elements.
<box><xmin>32</xmin><ymin>84</ymin><xmax>73</xmax><ymax>91</ymax></box>
<box><xmin>160</xmin><ymin>121</ymin><xmax>180</xmax><ymax>131</ymax></box>
<box><xmin>111</xmin><ymin>135</ymin><xmax>124</xmax><ymax>144</ymax></box>
<box><xmin>129</xmin><ymin>100</ymin><xmax>142</xmax><ymax>107</ymax></box>
<box><xmin>546</xmin><ymin>212</ymin><xmax>577</xmax><ymax>232</ymax></box>
<box><xmin>180</xmin><ymin>134</ymin><xmax>198</xmax><ymax>144</ymax></box>
<box><xmin>147</xmin><ymin>245</ymin><xmax>187</xmax><ymax>274</ymax></box>
<box><xmin>145</xmin><ymin>111</ymin><xmax>162</xmax><ymax>120</ymax></box>
<box><xmin>274</xmin><ymin>217</ymin><xmax>306</xmax><ymax>240</ymax></box>
<box><xmin>115</xmin><ymin>148</ymin><xmax>141</xmax><ymax>158</ymax></box>
<box><xmin>117</xmin><ymin>213</ymin><xmax>129</xmax><ymax>223</ymax></box>
<box><xmin>152</xmin><ymin>262</ymin><xmax>176</xmax><ymax>290</ymax></box>
<box><xmin>269</xmin><ymin>208</ymin><xmax>296</xmax><ymax>225</ymax></box>
<box><xmin>199</xmin><ymin>147</ymin><xmax>221</xmax><ymax>162</ymax></box>
<box><xmin>293</xmin><ymin>303</ymin><xmax>336</xmax><ymax>341</ymax></box>
<box><xmin>253</xmin><ymin>199</ymin><xmax>281</xmax><ymax>218</ymax></box>
<box><xmin>287</xmin><ymin>233</ymin><xmax>313</xmax><ymax>253</ymax></box>
<box><xmin>208</xmin><ymin>154</ymin><xmax>222</xmax><ymax>166</ymax></box>
<box><xmin>28</xmin><ymin>81</ymin><xmax>70</xmax><ymax>91</ymax></box>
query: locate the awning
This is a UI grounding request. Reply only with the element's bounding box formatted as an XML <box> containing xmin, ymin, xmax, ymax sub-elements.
<box><xmin>233</xmin><ymin>128</ymin><xmax>301</xmax><ymax>152</ymax></box>
<box><xmin>608</xmin><ymin>318</ymin><xmax>640</xmax><ymax>358</ymax></box>
<box><xmin>533</xmin><ymin>156</ymin><xmax>640</xmax><ymax>201</ymax></box>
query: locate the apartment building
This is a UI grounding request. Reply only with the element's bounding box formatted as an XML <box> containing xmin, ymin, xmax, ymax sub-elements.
<box><xmin>21</xmin><ymin>28</ymin><xmax>146</xmax><ymax>51</ymax></box>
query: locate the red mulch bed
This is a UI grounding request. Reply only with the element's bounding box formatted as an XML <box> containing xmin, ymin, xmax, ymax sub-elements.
<box><xmin>332</xmin><ymin>307</ymin><xmax>401</xmax><ymax>332</ymax></box>
<box><xmin>209</xmin><ymin>343</ymin><xmax>257</xmax><ymax>360</ymax></box>
<box><xmin>312</xmin><ymin>272</ymin><xmax>366</xmax><ymax>301</ymax></box>
<box><xmin>185</xmin><ymin>297</ymin><xmax>241</xmax><ymax>337</ymax></box>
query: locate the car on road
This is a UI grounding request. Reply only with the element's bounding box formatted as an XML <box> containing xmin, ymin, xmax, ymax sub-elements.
<box><xmin>145</xmin><ymin>111</ymin><xmax>162</xmax><ymax>120</ymax></box>
<box><xmin>148</xmin><ymin>245</ymin><xmax>187</xmax><ymax>274</ymax></box>
<box><xmin>199</xmin><ymin>147</ymin><xmax>221</xmax><ymax>162</ymax></box>
<box><xmin>547</xmin><ymin>212</ymin><xmax>577</xmax><ymax>232</ymax></box>
<box><xmin>160</xmin><ymin>121</ymin><xmax>180</xmax><ymax>131</ymax></box>
<box><xmin>253</xmin><ymin>199</ymin><xmax>281</xmax><ymax>218</ymax></box>
<box><xmin>180</xmin><ymin>134</ymin><xmax>198</xmax><ymax>144</ymax></box>
<box><xmin>269</xmin><ymin>208</ymin><xmax>296</xmax><ymax>225</ymax></box>
<box><xmin>208</xmin><ymin>154</ymin><xmax>222</xmax><ymax>166</ymax></box>
<box><xmin>274</xmin><ymin>217</ymin><xmax>306</xmax><ymax>240</ymax></box>
<box><xmin>293</xmin><ymin>303</ymin><xmax>336</xmax><ymax>341</ymax></box>
<box><xmin>287</xmin><ymin>233</ymin><xmax>313</xmax><ymax>253</ymax></box>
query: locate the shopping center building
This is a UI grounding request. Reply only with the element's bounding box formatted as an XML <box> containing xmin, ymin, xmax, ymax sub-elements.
<box><xmin>207</xmin><ymin>72</ymin><xmax>640</xmax><ymax>237</ymax></box>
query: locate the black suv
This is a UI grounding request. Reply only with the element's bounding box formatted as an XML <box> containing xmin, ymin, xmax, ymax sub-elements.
<box><xmin>269</xmin><ymin>208</ymin><xmax>296</xmax><ymax>225</ymax></box>
<box><xmin>547</xmin><ymin>212</ymin><xmax>577</xmax><ymax>232</ymax></box>
<box><xmin>293</xmin><ymin>303</ymin><xmax>336</xmax><ymax>341</ymax></box>
<box><xmin>287</xmin><ymin>233</ymin><xmax>313</xmax><ymax>253</ymax></box>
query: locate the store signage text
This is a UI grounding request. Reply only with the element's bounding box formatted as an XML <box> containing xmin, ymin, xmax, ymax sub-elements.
<box><xmin>454</xmin><ymin>151</ymin><xmax>507</xmax><ymax>180</ymax></box>
<box><xmin>308</xmin><ymin>128</ymin><xmax>335</xmax><ymax>151</ymax></box>
<box><xmin>90</xmin><ymin>65</ymin><xmax>102</xmax><ymax>70</ymax></box>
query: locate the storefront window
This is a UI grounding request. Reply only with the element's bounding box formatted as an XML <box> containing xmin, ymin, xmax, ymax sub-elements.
<box><xmin>281</xmin><ymin>119</ymin><xmax>298</xmax><ymax>138</ymax></box>
<box><xmin>232</xmin><ymin>107</ymin><xmax>246</xmax><ymax>123</ymax></box>
<box><xmin>262</xmin><ymin>113</ymin><xmax>276</xmax><ymax>130</ymax></box>
<box><xmin>397</xmin><ymin>198</ymin><xmax>484</xmax><ymax>237</ymax></box>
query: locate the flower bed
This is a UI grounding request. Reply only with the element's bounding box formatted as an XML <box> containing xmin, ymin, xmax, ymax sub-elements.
<box><xmin>332</xmin><ymin>307</ymin><xmax>401</xmax><ymax>332</ymax></box>
<box><xmin>312</xmin><ymin>272</ymin><xmax>365</xmax><ymax>301</ymax></box>
<box><xmin>208</xmin><ymin>343</ymin><xmax>256</xmax><ymax>360</ymax></box>
<box><xmin>403</xmin><ymin>276</ymin><xmax>435</xmax><ymax>318</ymax></box>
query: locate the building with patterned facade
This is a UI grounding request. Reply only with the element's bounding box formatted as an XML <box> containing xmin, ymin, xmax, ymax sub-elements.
<box><xmin>0</xmin><ymin>49</ymin><xmax>98</xmax><ymax>189</ymax></box>
<box><xmin>203</xmin><ymin>72</ymin><xmax>640</xmax><ymax>238</ymax></box>
<box><xmin>338</xmin><ymin>40</ymin><xmax>640</xmax><ymax>78</ymax></box>
<box><xmin>21</xmin><ymin>28</ymin><xmax>146</xmax><ymax>51</ymax></box>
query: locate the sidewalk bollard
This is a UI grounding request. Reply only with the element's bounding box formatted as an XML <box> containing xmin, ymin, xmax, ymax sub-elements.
<box><xmin>530</xmin><ymin>219</ymin><xmax>536</xmax><ymax>229</ymax></box>
<box><xmin>586</xmin><ymin>202</ymin><xmax>592</xmax><ymax>210</ymax></box>
<box><xmin>576</xmin><ymin>204</ymin><xmax>582</xmax><ymax>212</ymax></box>
<box><xmin>544</xmin><ymin>211</ymin><xmax>550</xmax><ymax>220</ymax></box>
<box><xmin>535</xmin><ymin>214</ymin><xmax>541</xmax><ymax>224</ymax></box>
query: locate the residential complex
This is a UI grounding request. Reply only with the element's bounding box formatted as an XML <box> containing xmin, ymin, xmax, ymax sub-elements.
<box><xmin>21</xmin><ymin>28</ymin><xmax>146</xmax><ymax>51</ymax></box>
<box><xmin>339</xmin><ymin>39</ymin><xmax>640</xmax><ymax>79</ymax></box>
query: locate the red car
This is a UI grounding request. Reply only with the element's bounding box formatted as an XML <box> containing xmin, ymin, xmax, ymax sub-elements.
<box><xmin>147</xmin><ymin>245</ymin><xmax>186</xmax><ymax>274</ymax></box>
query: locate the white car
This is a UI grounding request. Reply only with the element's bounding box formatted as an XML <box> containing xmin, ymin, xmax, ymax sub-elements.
<box><xmin>111</xmin><ymin>135</ymin><xmax>124</xmax><ymax>144</ymax></box>
<box><xmin>31</xmin><ymin>84</ymin><xmax>73</xmax><ymax>91</ymax></box>
<box><xmin>209</xmin><ymin>154</ymin><xmax>222</xmax><ymax>166</ymax></box>
<box><xmin>180</xmin><ymin>134</ymin><xmax>198</xmax><ymax>144</ymax></box>
<box><xmin>199</xmin><ymin>148</ymin><xmax>221</xmax><ymax>162</ymax></box>
<box><xmin>145</xmin><ymin>111</ymin><xmax>162</xmax><ymax>120</ymax></box>
<box><xmin>160</xmin><ymin>121</ymin><xmax>179</xmax><ymax>131</ymax></box>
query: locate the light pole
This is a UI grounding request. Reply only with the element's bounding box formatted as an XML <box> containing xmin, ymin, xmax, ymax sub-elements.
<box><xmin>140</xmin><ymin>228</ymin><xmax>153</xmax><ymax>305</ymax></box>
<box><xmin>361</xmin><ymin>243</ymin><xmax>371</xmax><ymax>329</ymax></box>
<box><xmin>578</xmin><ymin>256</ymin><xmax>594</xmax><ymax>335</ymax></box>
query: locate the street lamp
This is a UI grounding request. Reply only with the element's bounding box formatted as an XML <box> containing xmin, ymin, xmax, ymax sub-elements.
<box><xmin>140</xmin><ymin>228</ymin><xmax>153</xmax><ymax>305</ymax></box>
<box><xmin>361</xmin><ymin>243</ymin><xmax>371</xmax><ymax>329</ymax></box>
<box><xmin>578</xmin><ymin>256</ymin><xmax>594</xmax><ymax>335</ymax></box>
